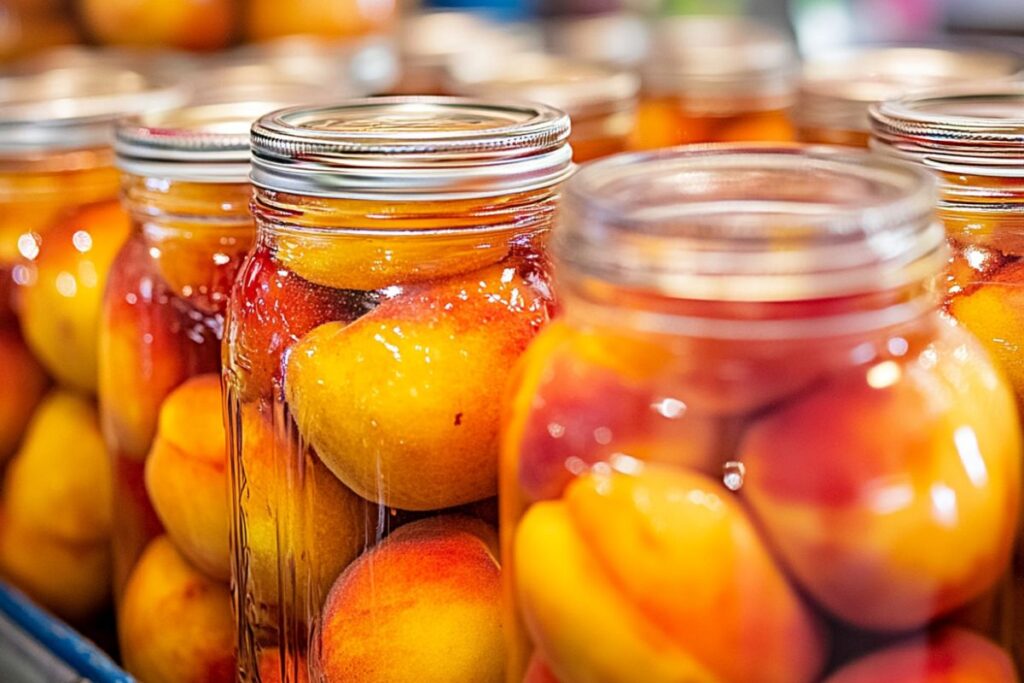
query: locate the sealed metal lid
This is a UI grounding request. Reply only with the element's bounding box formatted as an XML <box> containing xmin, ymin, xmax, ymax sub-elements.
<box><xmin>250</xmin><ymin>97</ymin><xmax>574</xmax><ymax>199</ymax></box>
<box><xmin>116</xmin><ymin>101</ymin><xmax>303</xmax><ymax>183</ymax></box>
<box><xmin>448</xmin><ymin>54</ymin><xmax>638</xmax><ymax>119</ymax></box>
<box><xmin>0</xmin><ymin>65</ymin><xmax>182</xmax><ymax>155</ymax></box>
<box><xmin>870</xmin><ymin>85</ymin><xmax>1024</xmax><ymax>177</ymax></box>
<box><xmin>798</xmin><ymin>47</ymin><xmax>1023</xmax><ymax>134</ymax></box>
<box><xmin>641</xmin><ymin>16</ymin><xmax>797</xmax><ymax>104</ymax></box>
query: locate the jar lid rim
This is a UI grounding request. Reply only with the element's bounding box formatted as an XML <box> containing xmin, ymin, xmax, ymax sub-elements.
<box><xmin>250</xmin><ymin>96</ymin><xmax>574</xmax><ymax>198</ymax></box>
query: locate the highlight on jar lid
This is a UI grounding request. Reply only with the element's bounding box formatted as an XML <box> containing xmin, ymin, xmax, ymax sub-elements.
<box><xmin>639</xmin><ymin>16</ymin><xmax>798</xmax><ymax>106</ymax></box>
<box><xmin>797</xmin><ymin>47</ymin><xmax>1023</xmax><ymax>135</ymax></box>
<box><xmin>0</xmin><ymin>64</ymin><xmax>183</xmax><ymax>155</ymax></box>
<box><xmin>556</xmin><ymin>144</ymin><xmax>945</xmax><ymax>304</ymax></box>
<box><xmin>116</xmin><ymin>101</ymin><xmax>307</xmax><ymax>183</ymax></box>
<box><xmin>447</xmin><ymin>53</ymin><xmax>639</xmax><ymax>121</ymax></box>
<box><xmin>870</xmin><ymin>85</ymin><xmax>1024</xmax><ymax>176</ymax></box>
<box><xmin>250</xmin><ymin>97</ymin><xmax>574</xmax><ymax>199</ymax></box>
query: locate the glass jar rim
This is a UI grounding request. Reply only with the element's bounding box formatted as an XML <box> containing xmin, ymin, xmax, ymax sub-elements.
<box><xmin>870</xmin><ymin>85</ymin><xmax>1024</xmax><ymax>177</ymax></box>
<box><xmin>250</xmin><ymin>96</ymin><xmax>574</xmax><ymax>200</ymax></box>
<box><xmin>556</xmin><ymin>143</ymin><xmax>945</xmax><ymax>304</ymax></box>
<box><xmin>796</xmin><ymin>46</ymin><xmax>1023</xmax><ymax>135</ymax></box>
<box><xmin>639</xmin><ymin>16</ymin><xmax>798</xmax><ymax>103</ymax></box>
<box><xmin>446</xmin><ymin>53</ymin><xmax>639</xmax><ymax>120</ymax></box>
<box><xmin>0</xmin><ymin>65</ymin><xmax>183</xmax><ymax>155</ymax></box>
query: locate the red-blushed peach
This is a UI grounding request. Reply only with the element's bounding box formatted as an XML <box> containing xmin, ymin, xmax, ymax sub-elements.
<box><xmin>0</xmin><ymin>514</ymin><xmax>110</xmax><ymax>622</ymax></box>
<box><xmin>257</xmin><ymin>650</ymin><xmax>309</xmax><ymax>683</ymax></box>
<box><xmin>0</xmin><ymin>326</ymin><xmax>48</xmax><ymax>463</ymax></box>
<box><xmin>740</xmin><ymin>320</ymin><xmax>1021</xmax><ymax>631</ymax></box>
<box><xmin>2</xmin><ymin>391</ymin><xmax>111</xmax><ymax>542</ymax></box>
<box><xmin>514</xmin><ymin>465</ymin><xmax>826</xmax><ymax>683</ymax></box>
<box><xmin>320</xmin><ymin>515</ymin><xmax>503</xmax><ymax>683</ymax></box>
<box><xmin>285</xmin><ymin>261</ymin><xmax>552</xmax><ymax>510</ymax></box>
<box><xmin>19</xmin><ymin>200</ymin><xmax>130</xmax><ymax>393</ymax></box>
<box><xmin>825</xmin><ymin>629</ymin><xmax>1017</xmax><ymax>683</ymax></box>
<box><xmin>119</xmin><ymin>536</ymin><xmax>235</xmax><ymax>683</ymax></box>
<box><xmin>502</xmin><ymin>320</ymin><xmax>724</xmax><ymax>503</ymax></box>
<box><xmin>77</xmin><ymin>0</ymin><xmax>236</xmax><ymax>49</ymax></box>
<box><xmin>99</xmin><ymin>234</ymin><xmax>220</xmax><ymax>461</ymax></box>
<box><xmin>238</xmin><ymin>402</ymin><xmax>373</xmax><ymax>609</ymax></box>
<box><xmin>524</xmin><ymin>653</ymin><xmax>560</xmax><ymax>683</ymax></box>
<box><xmin>948</xmin><ymin>260</ymin><xmax>1024</xmax><ymax>400</ymax></box>
<box><xmin>144</xmin><ymin>374</ymin><xmax>229</xmax><ymax>581</ymax></box>
<box><xmin>225</xmin><ymin>247</ymin><xmax>373</xmax><ymax>402</ymax></box>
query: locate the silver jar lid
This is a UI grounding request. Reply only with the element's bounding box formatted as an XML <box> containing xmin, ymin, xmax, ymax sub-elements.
<box><xmin>116</xmin><ymin>101</ymin><xmax>308</xmax><ymax>183</ymax></box>
<box><xmin>250</xmin><ymin>97</ymin><xmax>574</xmax><ymax>200</ymax></box>
<box><xmin>640</xmin><ymin>16</ymin><xmax>797</xmax><ymax>110</ymax></box>
<box><xmin>870</xmin><ymin>86</ymin><xmax>1024</xmax><ymax>177</ymax></box>
<box><xmin>0</xmin><ymin>65</ymin><xmax>183</xmax><ymax>155</ymax></box>
<box><xmin>447</xmin><ymin>53</ymin><xmax>639</xmax><ymax>120</ymax></box>
<box><xmin>798</xmin><ymin>47</ymin><xmax>1023</xmax><ymax>135</ymax></box>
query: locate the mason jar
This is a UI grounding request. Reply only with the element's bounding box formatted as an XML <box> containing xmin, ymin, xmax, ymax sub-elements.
<box><xmin>797</xmin><ymin>47</ymin><xmax>1021</xmax><ymax>147</ymax></box>
<box><xmin>501</xmin><ymin>145</ymin><xmax>1022</xmax><ymax>682</ymax></box>
<box><xmin>100</xmin><ymin>101</ymin><xmax>307</xmax><ymax>683</ymax></box>
<box><xmin>225</xmin><ymin>98</ymin><xmax>571</xmax><ymax>683</ymax></box>
<box><xmin>0</xmin><ymin>63</ymin><xmax>178</xmax><ymax>624</ymax></box>
<box><xmin>629</xmin><ymin>16</ymin><xmax>797</xmax><ymax>150</ymax></box>
<box><xmin>448</xmin><ymin>53</ymin><xmax>638</xmax><ymax>162</ymax></box>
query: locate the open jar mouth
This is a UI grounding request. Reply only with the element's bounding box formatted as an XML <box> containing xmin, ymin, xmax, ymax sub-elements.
<box><xmin>557</xmin><ymin>144</ymin><xmax>945</xmax><ymax>310</ymax></box>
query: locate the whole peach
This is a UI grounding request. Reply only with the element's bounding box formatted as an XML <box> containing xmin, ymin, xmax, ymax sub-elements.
<box><xmin>119</xmin><ymin>536</ymin><xmax>235</xmax><ymax>683</ymax></box>
<box><xmin>740</xmin><ymin>320</ymin><xmax>1021</xmax><ymax>630</ymax></box>
<box><xmin>77</xmin><ymin>0</ymin><xmax>235</xmax><ymax>50</ymax></box>
<box><xmin>320</xmin><ymin>516</ymin><xmax>503</xmax><ymax>683</ymax></box>
<box><xmin>0</xmin><ymin>326</ymin><xmax>48</xmax><ymax>463</ymax></box>
<box><xmin>286</xmin><ymin>261</ymin><xmax>551</xmax><ymax>510</ymax></box>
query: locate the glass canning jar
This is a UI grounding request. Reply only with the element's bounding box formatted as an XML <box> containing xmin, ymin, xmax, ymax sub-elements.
<box><xmin>629</xmin><ymin>16</ymin><xmax>798</xmax><ymax>150</ymax></box>
<box><xmin>871</xmin><ymin>88</ymin><xmax>1024</xmax><ymax>409</ymax></box>
<box><xmin>0</xmin><ymin>64</ymin><xmax>177</xmax><ymax>625</ymax></box>
<box><xmin>500</xmin><ymin>145</ymin><xmax>1023</xmax><ymax>682</ymax></box>
<box><xmin>797</xmin><ymin>47</ymin><xmax>1022</xmax><ymax>147</ymax></box>
<box><xmin>448</xmin><ymin>53</ymin><xmax>639</xmax><ymax>162</ymax></box>
<box><xmin>225</xmin><ymin>98</ymin><xmax>572</xmax><ymax>683</ymax></box>
<box><xmin>100</xmin><ymin>101</ymin><xmax>301</xmax><ymax>683</ymax></box>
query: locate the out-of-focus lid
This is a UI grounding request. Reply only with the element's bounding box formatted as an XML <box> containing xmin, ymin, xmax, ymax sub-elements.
<box><xmin>543</xmin><ymin>11</ymin><xmax>648</xmax><ymax>68</ymax></box>
<box><xmin>448</xmin><ymin>53</ymin><xmax>638</xmax><ymax>119</ymax></box>
<box><xmin>250</xmin><ymin>97</ymin><xmax>573</xmax><ymax>199</ymax></box>
<box><xmin>117</xmin><ymin>100</ymin><xmax>307</xmax><ymax>183</ymax></box>
<box><xmin>798</xmin><ymin>46</ymin><xmax>1023</xmax><ymax>135</ymax></box>
<box><xmin>640</xmin><ymin>16</ymin><xmax>797</xmax><ymax>108</ymax></box>
<box><xmin>0</xmin><ymin>64</ymin><xmax>182</xmax><ymax>155</ymax></box>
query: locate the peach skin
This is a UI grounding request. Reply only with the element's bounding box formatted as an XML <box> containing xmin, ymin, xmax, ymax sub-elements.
<box><xmin>514</xmin><ymin>465</ymin><xmax>826</xmax><ymax>683</ymax></box>
<box><xmin>0</xmin><ymin>514</ymin><xmax>111</xmax><ymax>623</ymax></box>
<box><xmin>19</xmin><ymin>200</ymin><xmax>129</xmax><ymax>394</ymax></box>
<box><xmin>78</xmin><ymin>0</ymin><xmax>236</xmax><ymax>50</ymax></box>
<box><xmin>524</xmin><ymin>653</ymin><xmax>560</xmax><ymax>683</ymax></box>
<box><xmin>238</xmin><ymin>402</ymin><xmax>373</xmax><ymax>608</ymax></box>
<box><xmin>320</xmin><ymin>516</ymin><xmax>503</xmax><ymax>683</ymax></box>
<box><xmin>145</xmin><ymin>374</ymin><xmax>230</xmax><ymax>581</ymax></box>
<box><xmin>226</xmin><ymin>248</ymin><xmax>373</xmax><ymax>402</ymax></box>
<box><xmin>948</xmin><ymin>259</ymin><xmax>1024</xmax><ymax>400</ymax></box>
<box><xmin>3</xmin><ymin>391</ymin><xmax>111</xmax><ymax>543</ymax></box>
<box><xmin>119</xmin><ymin>536</ymin><xmax>235</xmax><ymax>683</ymax></box>
<box><xmin>0</xmin><ymin>326</ymin><xmax>48</xmax><ymax>463</ymax></box>
<box><xmin>286</xmin><ymin>261</ymin><xmax>551</xmax><ymax>510</ymax></box>
<box><xmin>825</xmin><ymin>629</ymin><xmax>1017</xmax><ymax>683</ymax></box>
<box><xmin>100</xmin><ymin>234</ymin><xmax>220</xmax><ymax>461</ymax></box>
<box><xmin>740</xmin><ymin>321</ymin><xmax>1021</xmax><ymax>631</ymax></box>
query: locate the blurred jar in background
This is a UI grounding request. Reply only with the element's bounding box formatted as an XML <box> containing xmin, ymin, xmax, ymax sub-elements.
<box><xmin>0</xmin><ymin>0</ymin><xmax>78</xmax><ymax>62</ymax></box>
<box><xmin>76</xmin><ymin>0</ymin><xmax>238</xmax><ymax>51</ymax></box>
<box><xmin>392</xmin><ymin>11</ymin><xmax>539</xmax><ymax>95</ymax></box>
<box><xmin>0</xmin><ymin>63</ymin><xmax>179</xmax><ymax>624</ymax></box>
<box><xmin>246</xmin><ymin>0</ymin><xmax>395</xmax><ymax>42</ymax></box>
<box><xmin>449</xmin><ymin>53</ymin><xmax>639</xmax><ymax>161</ymax></box>
<box><xmin>542</xmin><ymin>10</ymin><xmax>647</xmax><ymax>70</ymax></box>
<box><xmin>629</xmin><ymin>16</ymin><xmax>798</xmax><ymax>150</ymax></box>
<box><xmin>797</xmin><ymin>47</ymin><xmax>1022</xmax><ymax>147</ymax></box>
